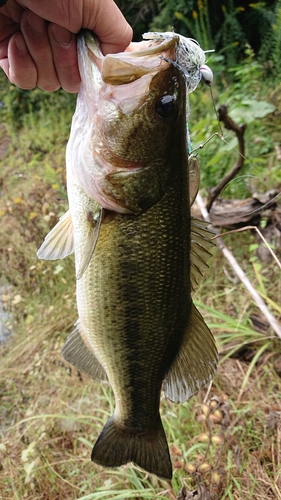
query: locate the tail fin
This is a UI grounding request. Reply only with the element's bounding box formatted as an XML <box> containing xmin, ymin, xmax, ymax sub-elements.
<box><xmin>91</xmin><ymin>415</ymin><xmax>172</xmax><ymax>480</ymax></box>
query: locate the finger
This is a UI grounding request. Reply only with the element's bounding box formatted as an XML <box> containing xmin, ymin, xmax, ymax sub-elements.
<box><xmin>0</xmin><ymin>1</ymin><xmax>23</xmax><ymax>28</ymax></box>
<box><xmin>84</xmin><ymin>0</ymin><xmax>133</xmax><ymax>55</ymax></box>
<box><xmin>0</xmin><ymin>12</ymin><xmax>20</xmax><ymax>43</ymax></box>
<box><xmin>16</xmin><ymin>0</ymin><xmax>133</xmax><ymax>54</ymax></box>
<box><xmin>20</xmin><ymin>9</ymin><xmax>60</xmax><ymax>91</ymax></box>
<box><xmin>1</xmin><ymin>32</ymin><xmax>37</xmax><ymax>89</ymax></box>
<box><xmin>48</xmin><ymin>24</ymin><xmax>80</xmax><ymax>93</ymax></box>
<box><xmin>0</xmin><ymin>34</ymin><xmax>9</xmax><ymax>59</ymax></box>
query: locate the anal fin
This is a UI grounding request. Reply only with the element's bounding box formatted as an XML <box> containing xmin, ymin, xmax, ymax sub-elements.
<box><xmin>163</xmin><ymin>302</ymin><xmax>218</xmax><ymax>403</ymax></box>
<box><xmin>62</xmin><ymin>322</ymin><xmax>108</xmax><ymax>382</ymax></box>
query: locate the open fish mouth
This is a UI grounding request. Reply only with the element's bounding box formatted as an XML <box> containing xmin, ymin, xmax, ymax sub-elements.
<box><xmin>81</xmin><ymin>30</ymin><xmax>180</xmax><ymax>86</ymax></box>
<box><xmin>80</xmin><ymin>29</ymin><xmax>212</xmax><ymax>90</ymax></box>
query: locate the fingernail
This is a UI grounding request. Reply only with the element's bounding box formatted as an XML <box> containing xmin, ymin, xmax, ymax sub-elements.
<box><xmin>27</xmin><ymin>11</ymin><xmax>46</xmax><ymax>34</ymax></box>
<box><xmin>52</xmin><ymin>25</ymin><xmax>72</xmax><ymax>46</ymax></box>
<box><xmin>14</xmin><ymin>34</ymin><xmax>27</xmax><ymax>55</ymax></box>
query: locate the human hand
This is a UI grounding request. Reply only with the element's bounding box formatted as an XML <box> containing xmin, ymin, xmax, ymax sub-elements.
<box><xmin>0</xmin><ymin>0</ymin><xmax>132</xmax><ymax>92</ymax></box>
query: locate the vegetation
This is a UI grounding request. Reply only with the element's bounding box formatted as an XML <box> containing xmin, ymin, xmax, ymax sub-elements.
<box><xmin>0</xmin><ymin>2</ymin><xmax>281</xmax><ymax>499</ymax></box>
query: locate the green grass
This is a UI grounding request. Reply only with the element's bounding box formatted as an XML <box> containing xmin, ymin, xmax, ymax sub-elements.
<box><xmin>0</xmin><ymin>57</ymin><xmax>281</xmax><ymax>499</ymax></box>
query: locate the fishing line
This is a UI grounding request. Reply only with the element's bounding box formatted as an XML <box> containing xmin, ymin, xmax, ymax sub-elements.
<box><xmin>159</xmin><ymin>30</ymin><xmax>279</xmax><ymax>221</ymax></box>
<box><xmin>210</xmin><ymin>86</ymin><xmax>224</xmax><ymax>138</ymax></box>
<box><xmin>189</xmin><ymin>86</ymin><xmax>261</xmax><ymax>177</ymax></box>
<box><xmin>211</xmin><ymin>225</ymin><xmax>281</xmax><ymax>270</ymax></box>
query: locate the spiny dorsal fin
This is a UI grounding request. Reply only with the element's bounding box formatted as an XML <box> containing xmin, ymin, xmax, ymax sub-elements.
<box><xmin>190</xmin><ymin>218</ymin><xmax>215</xmax><ymax>290</ymax></box>
<box><xmin>37</xmin><ymin>210</ymin><xmax>74</xmax><ymax>260</ymax></box>
<box><xmin>163</xmin><ymin>302</ymin><xmax>218</xmax><ymax>403</ymax></box>
<box><xmin>189</xmin><ymin>157</ymin><xmax>200</xmax><ymax>207</ymax></box>
<box><xmin>62</xmin><ymin>322</ymin><xmax>108</xmax><ymax>382</ymax></box>
<box><xmin>76</xmin><ymin>208</ymin><xmax>103</xmax><ymax>280</ymax></box>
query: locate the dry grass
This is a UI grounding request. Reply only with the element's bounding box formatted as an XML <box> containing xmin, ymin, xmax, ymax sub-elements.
<box><xmin>0</xmin><ymin>112</ymin><xmax>281</xmax><ymax>500</ymax></box>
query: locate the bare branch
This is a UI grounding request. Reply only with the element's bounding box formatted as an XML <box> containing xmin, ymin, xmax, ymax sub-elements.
<box><xmin>196</xmin><ymin>193</ymin><xmax>281</xmax><ymax>340</ymax></box>
<box><xmin>206</xmin><ymin>105</ymin><xmax>246</xmax><ymax>212</ymax></box>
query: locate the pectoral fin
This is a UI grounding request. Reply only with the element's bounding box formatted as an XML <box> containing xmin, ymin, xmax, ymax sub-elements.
<box><xmin>37</xmin><ymin>210</ymin><xmax>74</xmax><ymax>260</ymax></box>
<box><xmin>76</xmin><ymin>208</ymin><xmax>103</xmax><ymax>280</ymax></box>
<box><xmin>163</xmin><ymin>302</ymin><xmax>218</xmax><ymax>403</ymax></box>
<box><xmin>62</xmin><ymin>322</ymin><xmax>108</xmax><ymax>382</ymax></box>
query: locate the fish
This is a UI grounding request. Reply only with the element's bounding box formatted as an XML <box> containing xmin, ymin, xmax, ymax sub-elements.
<box><xmin>37</xmin><ymin>30</ymin><xmax>218</xmax><ymax>480</ymax></box>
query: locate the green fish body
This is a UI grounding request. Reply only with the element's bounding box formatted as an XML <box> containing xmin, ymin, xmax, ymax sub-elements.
<box><xmin>38</xmin><ymin>31</ymin><xmax>217</xmax><ymax>480</ymax></box>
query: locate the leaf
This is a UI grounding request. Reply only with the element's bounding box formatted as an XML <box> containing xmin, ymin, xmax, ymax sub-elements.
<box><xmin>54</xmin><ymin>264</ymin><xmax>64</xmax><ymax>275</ymax></box>
<box><xmin>230</xmin><ymin>100</ymin><xmax>276</xmax><ymax>123</ymax></box>
<box><xmin>21</xmin><ymin>441</ymin><xmax>37</xmax><ymax>462</ymax></box>
<box><xmin>25</xmin><ymin>314</ymin><xmax>35</xmax><ymax>325</ymax></box>
<box><xmin>13</xmin><ymin>197</ymin><xmax>23</xmax><ymax>204</ymax></box>
<box><xmin>24</xmin><ymin>460</ymin><xmax>36</xmax><ymax>475</ymax></box>
<box><xmin>12</xmin><ymin>294</ymin><xmax>22</xmax><ymax>305</ymax></box>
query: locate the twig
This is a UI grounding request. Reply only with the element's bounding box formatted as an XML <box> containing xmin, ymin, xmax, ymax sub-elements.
<box><xmin>196</xmin><ymin>193</ymin><xmax>281</xmax><ymax>340</ymax></box>
<box><xmin>203</xmin><ymin>380</ymin><xmax>213</xmax><ymax>403</ymax></box>
<box><xmin>206</xmin><ymin>105</ymin><xmax>246</xmax><ymax>211</ymax></box>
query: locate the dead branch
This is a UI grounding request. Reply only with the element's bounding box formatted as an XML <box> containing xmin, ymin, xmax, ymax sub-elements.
<box><xmin>206</xmin><ymin>105</ymin><xmax>246</xmax><ymax>212</ymax></box>
<box><xmin>191</xmin><ymin>190</ymin><xmax>278</xmax><ymax>230</ymax></box>
<box><xmin>208</xmin><ymin>190</ymin><xmax>278</xmax><ymax>229</ymax></box>
<box><xmin>196</xmin><ymin>193</ymin><xmax>281</xmax><ymax>341</ymax></box>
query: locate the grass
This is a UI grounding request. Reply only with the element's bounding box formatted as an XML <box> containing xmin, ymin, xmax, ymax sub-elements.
<box><xmin>0</xmin><ymin>67</ymin><xmax>281</xmax><ymax>499</ymax></box>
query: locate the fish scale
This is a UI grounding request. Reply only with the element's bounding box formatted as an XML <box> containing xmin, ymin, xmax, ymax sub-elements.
<box><xmin>69</xmin><ymin>132</ymin><xmax>190</xmax><ymax>477</ymax></box>
<box><xmin>38</xmin><ymin>30</ymin><xmax>218</xmax><ymax>480</ymax></box>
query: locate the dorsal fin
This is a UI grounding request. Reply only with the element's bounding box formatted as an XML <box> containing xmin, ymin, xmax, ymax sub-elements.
<box><xmin>189</xmin><ymin>157</ymin><xmax>200</xmax><ymax>206</ymax></box>
<box><xmin>37</xmin><ymin>210</ymin><xmax>74</xmax><ymax>260</ymax></box>
<box><xmin>163</xmin><ymin>302</ymin><xmax>218</xmax><ymax>403</ymax></box>
<box><xmin>190</xmin><ymin>218</ymin><xmax>215</xmax><ymax>290</ymax></box>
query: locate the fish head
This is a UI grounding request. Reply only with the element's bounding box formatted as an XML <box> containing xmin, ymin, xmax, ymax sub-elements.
<box><xmin>73</xmin><ymin>31</ymin><xmax>187</xmax><ymax>214</ymax></box>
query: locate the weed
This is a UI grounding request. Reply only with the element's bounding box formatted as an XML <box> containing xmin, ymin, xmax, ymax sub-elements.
<box><xmin>1</xmin><ymin>25</ymin><xmax>281</xmax><ymax>499</ymax></box>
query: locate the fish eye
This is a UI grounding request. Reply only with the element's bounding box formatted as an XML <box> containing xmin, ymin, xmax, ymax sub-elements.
<box><xmin>156</xmin><ymin>95</ymin><xmax>175</xmax><ymax>118</ymax></box>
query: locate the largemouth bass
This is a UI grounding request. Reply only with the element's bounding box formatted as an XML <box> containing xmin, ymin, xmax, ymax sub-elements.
<box><xmin>38</xmin><ymin>31</ymin><xmax>217</xmax><ymax>480</ymax></box>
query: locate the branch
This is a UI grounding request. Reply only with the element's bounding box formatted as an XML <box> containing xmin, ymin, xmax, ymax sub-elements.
<box><xmin>206</xmin><ymin>105</ymin><xmax>246</xmax><ymax>212</ymax></box>
<box><xmin>197</xmin><ymin>193</ymin><xmax>281</xmax><ymax>340</ymax></box>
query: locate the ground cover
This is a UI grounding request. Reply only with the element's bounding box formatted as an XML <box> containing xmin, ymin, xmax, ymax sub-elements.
<box><xmin>0</xmin><ymin>69</ymin><xmax>281</xmax><ymax>499</ymax></box>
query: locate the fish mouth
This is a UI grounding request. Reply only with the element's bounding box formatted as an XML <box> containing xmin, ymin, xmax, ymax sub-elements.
<box><xmin>79</xmin><ymin>29</ymin><xmax>180</xmax><ymax>87</ymax></box>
